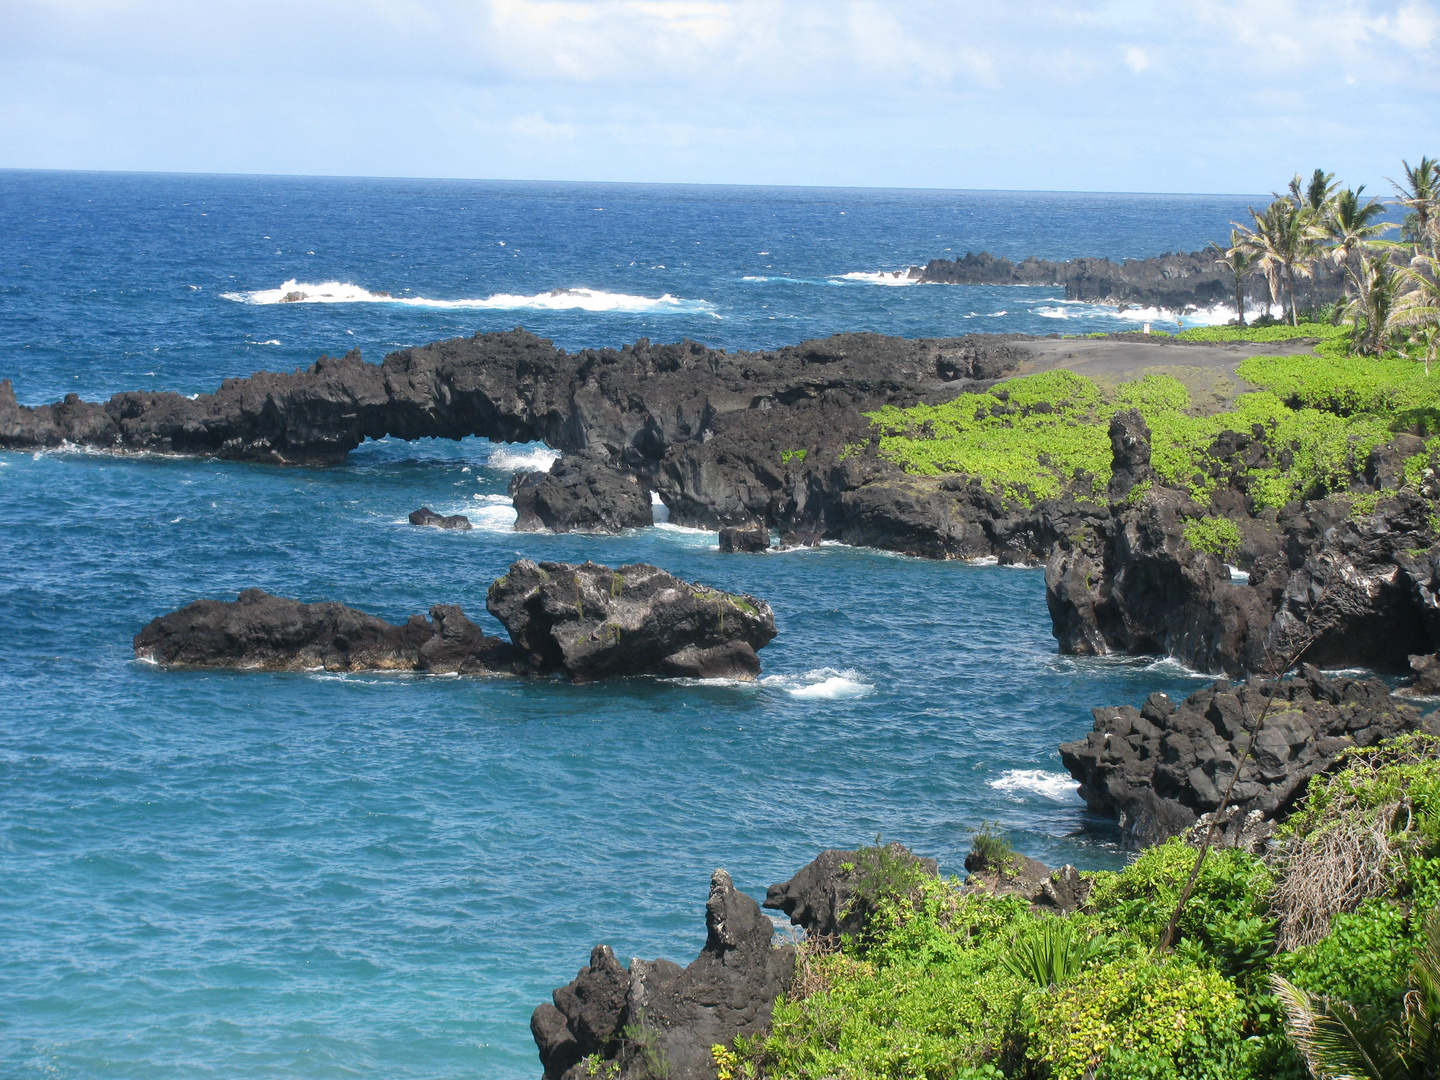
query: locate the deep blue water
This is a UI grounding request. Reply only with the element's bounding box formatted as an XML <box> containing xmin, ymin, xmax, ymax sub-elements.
<box><xmin>0</xmin><ymin>171</ymin><xmax>1254</xmax><ymax>1079</ymax></box>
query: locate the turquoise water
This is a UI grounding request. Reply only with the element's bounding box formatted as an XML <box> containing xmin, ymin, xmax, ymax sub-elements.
<box><xmin>0</xmin><ymin>172</ymin><xmax>1248</xmax><ymax>1078</ymax></box>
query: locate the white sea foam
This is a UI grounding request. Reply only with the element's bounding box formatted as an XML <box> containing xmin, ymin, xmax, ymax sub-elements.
<box><xmin>761</xmin><ymin>668</ymin><xmax>874</xmax><ymax>700</ymax></box>
<box><xmin>836</xmin><ymin>270</ymin><xmax>918</xmax><ymax>286</ymax></box>
<box><xmin>220</xmin><ymin>280</ymin><xmax>717</xmax><ymax>315</ymax></box>
<box><xmin>989</xmin><ymin>769</ymin><xmax>1079</xmax><ymax>801</ymax></box>
<box><xmin>256</xmin><ymin>339</ymin><xmax>281</xmax><ymax>346</ymax></box>
<box><xmin>487</xmin><ymin>444</ymin><xmax>561</xmax><ymax>472</ymax></box>
<box><xmin>1227</xmin><ymin>565</ymin><xmax>1250</xmax><ymax>583</ymax></box>
<box><xmin>651</xmin><ymin>490</ymin><xmax>670</xmax><ymax>524</ymax></box>
<box><xmin>1035</xmin><ymin>300</ymin><xmax>1285</xmax><ymax>327</ymax></box>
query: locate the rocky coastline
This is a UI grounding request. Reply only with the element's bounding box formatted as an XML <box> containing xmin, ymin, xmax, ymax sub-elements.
<box><xmin>913</xmin><ymin>248</ymin><xmax>1348</xmax><ymax>313</ymax></box>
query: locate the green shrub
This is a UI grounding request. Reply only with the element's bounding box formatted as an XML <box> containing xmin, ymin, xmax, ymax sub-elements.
<box><xmin>1183</xmin><ymin>516</ymin><xmax>1243</xmax><ymax>561</ymax></box>
<box><xmin>1027</xmin><ymin>955</ymin><xmax>1254</xmax><ymax>1080</ymax></box>
<box><xmin>1280</xmin><ymin>899</ymin><xmax>1412</xmax><ymax>1020</ymax></box>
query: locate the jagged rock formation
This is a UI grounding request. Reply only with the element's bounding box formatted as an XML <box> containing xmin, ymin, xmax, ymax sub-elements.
<box><xmin>509</xmin><ymin>449</ymin><xmax>653</xmax><ymax>533</ymax></box>
<box><xmin>137</xmin><ymin>561</ymin><xmax>776</xmax><ymax>682</ymax></box>
<box><xmin>0</xmin><ymin>330</ymin><xmax>1045</xmax><ymax>556</ymax></box>
<box><xmin>916</xmin><ymin>249</ymin><xmax>1346</xmax><ymax>312</ymax></box>
<box><xmin>486</xmin><ymin>560</ymin><xmax>775</xmax><ymax>682</ymax></box>
<box><xmin>531</xmin><ymin>870</ymin><xmax>795</xmax><ymax>1080</ymax></box>
<box><xmin>762</xmin><ymin>844</ymin><xmax>938</xmax><ymax>940</ymax></box>
<box><xmin>961</xmin><ymin>847</ymin><xmax>1092</xmax><ymax>914</ymax></box>
<box><xmin>1059</xmin><ymin>668</ymin><xmax>1436</xmax><ymax>847</ymax></box>
<box><xmin>133</xmin><ymin>589</ymin><xmax>517</xmax><ymax>674</ymax></box>
<box><xmin>1046</xmin><ymin>411</ymin><xmax>1440</xmax><ymax>676</ymax></box>
<box><xmin>408</xmin><ymin>507</ymin><xmax>473</xmax><ymax>530</ymax></box>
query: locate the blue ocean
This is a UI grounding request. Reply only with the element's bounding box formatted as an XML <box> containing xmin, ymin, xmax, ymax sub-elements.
<box><xmin>1</xmin><ymin>171</ymin><xmax>1261</xmax><ymax>1079</ymax></box>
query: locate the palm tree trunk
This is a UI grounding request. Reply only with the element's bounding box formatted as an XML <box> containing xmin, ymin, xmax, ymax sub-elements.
<box><xmin>1287</xmin><ymin>263</ymin><xmax>1298</xmax><ymax>326</ymax></box>
<box><xmin>1234</xmin><ymin>273</ymin><xmax>1246</xmax><ymax>326</ymax></box>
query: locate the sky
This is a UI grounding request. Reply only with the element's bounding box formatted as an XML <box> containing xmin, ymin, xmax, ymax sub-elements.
<box><xmin>1</xmin><ymin>0</ymin><xmax>1438</xmax><ymax>193</ymax></box>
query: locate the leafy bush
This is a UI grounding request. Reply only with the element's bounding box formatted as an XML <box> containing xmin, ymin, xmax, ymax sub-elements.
<box><xmin>753</xmin><ymin>883</ymin><xmax>1035</xmax><ymax>1080</ymax></box>
<box><xmin>1088</xmin><ymin>838</ymin><xmax>1274</xmax><ymax>958</ymax></box>
<box><xmin>1183</xmin><ymin>515</ymin><xmax>1243</xmax><ymax>561</ymax></box>
<box><xmin>1280</xmin><ymin>899</ymin><xmax>1412</xmax><ymax>1019</ymax></box>
<box><xmin>1026</xmin><ymin>955</ymin><xmax>1254</xmax><ymax>1080</ymax></box>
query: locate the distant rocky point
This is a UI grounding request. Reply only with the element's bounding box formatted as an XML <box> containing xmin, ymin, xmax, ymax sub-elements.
<box><xmin>134</xmin><ymin>560</ymin><xmax>776</xmax><ymax>683</ymax></box>
<box><xmin>914</xmin><ymin>248</ymin><xmax>1346</xmax><ymax>312</ymax></box>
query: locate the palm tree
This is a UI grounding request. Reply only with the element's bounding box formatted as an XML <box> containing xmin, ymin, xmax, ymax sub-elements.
<box><xmin>1324</xmin><ymin>187</ymin><xmax>1394</xmax><ymax>268</ymax></box>
<box><xmin>1390</xmin><ymin>157</ymin><xmax>1440</xmax><ymax>257</ymax></box>
<box><xmin>1274</xmin><ymin>906</ymin><xmax>1440</xmax><ymax>1079</ymax></box>
<box><xmin>1291</xmin><ymin>167</ymin><xmax>1339</xmax><ymax>215</ymax></box>
<box><xmin>1394</xmin><ymin>254</ymin><xmax>1440</xmax><ymax>374</ymax></box>
<box><xmin>1345</xmin><ymin>251</ymin><xmax>1404</xmax><ymax>355</ymax></box>
<box><xmin>1237</xmin><ymin>199</ymin><xmax>1317</xmax><ymax>325</ymax></box>
<box><xmin>1213</xmin><ymin>231</ymin><xmax>1261</xmax><ymax>326</ymax></box>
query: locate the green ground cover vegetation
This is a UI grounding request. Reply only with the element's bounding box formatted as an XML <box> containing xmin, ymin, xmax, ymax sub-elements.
<box><xmin>868</xmin><ymin>321</ymin><xmax>1440</xmax><ymax>511</ymax></box>
<box><xmin>713</xmin><ymin>736</ymin><xmax>1440</xmax><ymax>1079</ymax></box>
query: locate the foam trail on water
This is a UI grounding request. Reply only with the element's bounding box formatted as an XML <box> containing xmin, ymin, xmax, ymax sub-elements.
<box><xmin>487</xmin><ymin>444</ymin><xmax>561</xmax><ymax>472</ymax></box>
<box><xmin>761</xmin><ymin>668</ymin><xmax>874</xmax><ymax>700</ymax></box>
<box><xmin>221</xmin><ymin>280</ymin><xmax>717</xmax><ymax>315</ymax></box>
<box><xmin>835</xmin><ymin>270</ymin><xmax>918</xmax><ymax>286</ymax></box>
<box><xmin>989</xmin><ymin>769</ymin><xmax>1079</xmax><ymax>801</ymax></box>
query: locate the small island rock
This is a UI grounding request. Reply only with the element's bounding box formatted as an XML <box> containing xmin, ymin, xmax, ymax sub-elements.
<box><xmin>407</xmin><ymin>506</ymin><xmax>473</xmax><ymax>530</ymax></box>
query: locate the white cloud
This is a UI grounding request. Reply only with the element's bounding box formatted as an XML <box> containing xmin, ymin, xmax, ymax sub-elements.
<box><xmin>1122</xmin><ymin>46</ymin><xmax>1151</xmax><ymax>72</ymax></box>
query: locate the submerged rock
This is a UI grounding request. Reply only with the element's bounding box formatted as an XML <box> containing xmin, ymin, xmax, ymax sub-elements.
<box><xmin>509</xmin><ymin>450</ymin><xmax>652</xmax><ymax>533</ymax></box>
<box><xmin>532</xmin><ymin>869</ymin><xmax>795</xmax><ymax>1080</ymax></box>
<box><xmin>1059</xmin><ymin>667</ymin><xmax>1436</xmax><ymax>848</ymax></box>
<box><xmin>133</xmin><ymin>589</ymin><xmax>517</xmax><ymax>674</ymax></box>
<box><xmin>407</xmin><ymin>506</ymin><xmax>473</xmax><ymax>530</ymax></box>
<box><xmin>486</xmin><ymin>560</ymin><xmax>776</xmax><ymax>682</ymax></box>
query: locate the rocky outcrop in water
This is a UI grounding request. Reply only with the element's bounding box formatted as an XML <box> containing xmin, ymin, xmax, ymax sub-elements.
<box><xmin>916</xmin><ymin>249</ymin><xmax>1346</xmax><ymax>312</ymax></box>
<box><xmin>509</xmin><ymin>449</ymin><xmax>653</xmax><ymax>533</ymax></box>
<box><xmin>136</xmin><ymin>561</ymin><xmax>776</xmax><ymax>682</ymax></box>
<box><xmin>718</xmin><ymin>523</ymin><xmax>770</xmax><ymax>553</ymax></box>
<box><xmin>531</xmin><ymin>869</ymin><xmax>795</xmax><ymax>1080</ymax></box>
<box><xmin>1059</xmin><ymin>668</ymin><xmax>1436</xmax><ymax>847</ymax></box>
<box><xmin>133</xmin><ymin>588</ymin><xmax>518</xmax><ymax>674</ymax></box>
<box><xmin>0</xmin><ymin>331</ymin><xmax>1040</xmax><ymax>556</ymax></box>
<box><xmin>486</xmin><ymin>560</ymin><xmax>775</xmax><ymax>682</ymax></box>
<box><xmin>408</xmin><ymin>507</ymin><xmax>473</xmax><ymax>530</ymax></box>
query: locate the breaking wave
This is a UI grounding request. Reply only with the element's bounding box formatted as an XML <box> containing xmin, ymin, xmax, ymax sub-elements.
<box><xmin>486</xmin><ymin>444</ymin><xmax>561</xmax><ymax>472</ymax></box>
<box><xmin>988</xmin><ymin>769</ymin><xmax>1079</xmax><ymax>801</ymax></box>
<box><xmin>835</xmin><ymin>270</ymin><xmax>919</xmax><ymax>286</ymax></box>
<box><xmin>220</xmin><ymin>280</ymin><xmax>718</xmax><ymax>315</ymax></box>
<box><xmin>761</xmin><ymin>668</ymin><xmax>874</xmax><ymax>700</ymax></box>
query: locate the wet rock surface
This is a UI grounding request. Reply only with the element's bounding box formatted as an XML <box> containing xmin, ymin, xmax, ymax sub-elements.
<box><xmin>532</xmin><ymin>869</ymin><xmax>795</xmax><ymax>1080</ymax></box>
<box><xmin>137</xmin><ymin>561</ymin><xmax>777</xmax><ymax>682</ymax></box>
<box><xmin>407</xmin><ymin>506</ymin><xmax>473</xmax><ymax>530</ymax></box>
<box><xmin>718</xmin><ymin>523</ymin><xmax>770</xmax><ymax>553</ymax></box>
<box><xmin>1059</xmin><ymin>668</ymin><xmax>1437</xmax><ymax>847</ymax></box>
<box><xmin>133</xmin><ymin>588</ymin><xmax>517</xmax><ymax>674</ymax></box>
<box><xmin>510</xmin><ymin>450</ymin><xmax>653</xmax><ymax>533</ymax></box>
<box><xmin>485</xmin><ymin>560</ymin><xmax>776</xmax><ymax>682</ymax></box>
